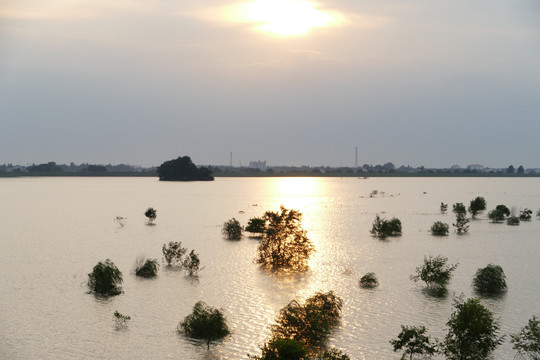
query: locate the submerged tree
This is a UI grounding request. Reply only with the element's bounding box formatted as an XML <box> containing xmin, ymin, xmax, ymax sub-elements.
<box><xmin>469</xmin><ymin>196</ymin><xmax>487</xmax><ymax>219</ymax></box>
<box><xmin>246</xmin><ymin>217</ymin><xmax>266</xmax><ymax>237</ymax></box>
<box><xmin>272</xmin><ymin>291</ymin><xmax>343</xmax><ymax>347</ymax></box>
<box><xmin>488</xmin><ymin>204</ymin><xmax>511</xmax><ymax>223</ymax></box>
<box><xmin>440</xmin><ymin>202</ymin><xmax>448</xmax><ymax>214</ymax></box>
<box><xmin>370</xmin><ymin>214</ymin><xmax>402</xmax><ymax>239</ymax></box>
<box><xmin>222</xmin><ymin>218</ymin><xmax>242</xmax><ymax>240</ymax></box>
<box><xmin>359</xmin><ymin>272</ymin><xmax>379</xmax><ymax>288</ymax></box>
<box><xmin>507</xmin><ymin>216</ymin><xmax>521</xmax><ymax>226</ymax></box>
<box><xmin>411</xmin><ymin>255</ymin><xmax>458</xmax><ymax>295</ymax></box>
<box><xmin>113</xmin><ymin>310</ymin><xmax>131</xmax><ymax>327</ymax></box>
<box><xmin>511</xmin><ymin>315</ymin><xmax>540</xmax><ymax>360</ymax></box>
<box><xmin>520</xmin><ymin>209</ymin><xmax>534</xmax><ymax>221</ymax></box>
<box><xmin>134</xmin><ymin>257</ymin><xmax>159</xmax><ymax>278</ymax></box>
<box><xmin>390</xmin><ymin>325</ymin><xmax>438</xmax><ymax>360</ymax></box>
<box><xmin>256</xmin><ymin>206</ymin><xmax>315</xmax><ymax>271</ymax></box>
<box><xmin>443</xmin><ymin>298</ymin><xmax>503</xmax><ymax>360</ymax></box>
<box><xmin>452</xmin><ymin>203</ymin><xmax>470</xmax><ymax>234</ymax></box>
<box><xmin>248</xmin><ymin>339</ymin><xmax>310</xmax><ymax>360</ymax></box>
<box><xmin>179</xmin><ymin>301</ymin><xmax>230</xmax><ymax>349</ymax></box>
<box><xmin>182</xmin><ymin>250</ymin><xmax>203</xmax><ymax>276</ymax></box>
<box><xmin>162</xmin><ymin>241</ymin><xmax>187</xmax><ymax>266</ymax></box>
<box><xmin>430</xmin><ymin>221</ymin><xmax>449</xmax><ymax>236</ymax></box>
<box><xmin>88</xmin><ymin>259</ymin><xmax>123</xmax><ymax>296</ymax></box>
<box><xmin>145</xmin><ymin>207</ymin><xmax>157</xmax><ymax>224</ymax></box>
<box><xmin>473</xmin><ymin>264</ymin><xmax>507</xmax><ymax>295</ymax></box>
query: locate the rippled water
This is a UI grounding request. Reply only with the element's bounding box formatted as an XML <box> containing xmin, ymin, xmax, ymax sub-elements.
<box><xmin>1</xmin><ymin>177</ymin><xmax>539</xmax><ymax>359</ymax></box>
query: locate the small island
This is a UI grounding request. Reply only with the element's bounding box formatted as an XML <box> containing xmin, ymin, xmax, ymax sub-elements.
<box><xmin>157</xmin><ymin>156</ymin><xmax>214</xmax><ymax>181</ymax></box>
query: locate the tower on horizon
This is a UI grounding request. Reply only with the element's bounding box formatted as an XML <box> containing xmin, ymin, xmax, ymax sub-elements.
<box><xmin>355</xmin><ymin>147</ymin><xmax>358</xmax><ymax>168</ymax></box>
<box><xmin>230</xmin><ymin>152</ymin><xmax>233</xmax><ymax>168</ymax></box>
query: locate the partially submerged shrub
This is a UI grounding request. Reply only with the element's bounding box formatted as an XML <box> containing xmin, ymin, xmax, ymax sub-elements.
<box><xmin>248</xmin><ymin>338</ymin><xmax>309</xmax><ymax>360</ymax></box>
<box><xmin>245</xmin><ymin>217</ymin><xmax>266</xmax><ymax>237</ymax></box>
<box><xmin>473</xmin><ymin>264</ymin><xmax>507</xmax><ymax>294</ymax></box>
<box><xmin>511</xmin><ymin>315</ymin><xmax>540</xmax><ymax>360</ymax></box>
<box><xmin>507</xmin><ymin>216</ymin><xmax>520</xmax><ymax>226</ymax></box>
<box><xmin>256</xmin><ymin>206</ymin><xmax>315</xmax><ymax>271</ymax></box>
<box><xmin>370</xmin><ymin>214</ymin><xmax>402</xmax><ymax>239</ymax></box>
<box><xmin>430</xmin><ymin>221</ymin><xmax>449</xmax><ymax>236</ymax></box>
<box><xmin>411</xmin><ymin>255</ymin><xmax>458</xmax><ymax>295</ymax></box>
<box><xmin>182</xmin><ymin>250</ymin><xmax>203</xmax><ymax>276</ymax></box>
<box><xmin>468</xmin><ymin>197</ymin><xmax>487</xmax><ymax>219</ymax></box>
<box><xmin>179</xmin><ymin>301</ymin><xmax>230</xmax><ymax>349</ymax></box>
<box><xmin>443</xmin><ymin>298</ymin><xmax>503</xmax><ymax>360</ymax></box>
<box><xmin>359</xmin><ymin>272</ymin><xmax>379</xmax><ymax>288</ymax></box>
<box><xmin>88</xmin><ymin>259</ymin><xmax>123</xmax><ymax>296</ymax></box>
<box><xmin>113</xmin><ymin>310</ymin><xmax>131</xmax><ymax>327</ymax></box>
<box><xmin>222</xmin><ymin>218</ymin><xmax>242</xmax><ymax>240</ymax></box>
<box><xmin>390</xmin><ymin>325</ymin><xmax>438</xmax><ymax>360</ymax></box>
<box><xmin>452</xmin><ymin>203</ymin><xmax>467</xmax><ymax>216</ymax></box>
<box><xmin>520</xmin><ymin>208</ymin><xmax>533</xmax><ymax>221</ymax></box>
<box><xmin>144</xmin><ymin>207</ymin><xmax>157</xmax><ymax>224</ymax></box>
<box><xmin>272</xmin><ymin>291</ymin><xmax>343</xmax><ymax>347</ymax></box>
<box><xmin>134</xmin><ymin>257</ymin><xmax>159</xmax><ymax>278</ymax></box>
<box><xmin>440</xmin><ymin>202</ymin><xmax>448</xmax><ymax>214</ymax></box>
<box><xmin>488</xmin><ymin>204</ymin><xmax>510</xmax><ymax>223</ymax></box>
<box><xmin>316</xmin><ymin>349</ymin><xmax>351</xmax><ymax>360</ymax></box>
<box><xmin>162</xmin><ymin>241</ymin><xmax>187</xmax><ymax>266</ymax></box>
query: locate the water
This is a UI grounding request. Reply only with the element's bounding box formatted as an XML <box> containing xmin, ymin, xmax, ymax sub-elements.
<box><xmin>0</xmin><ymin>177</ymin><xmax>539</xmax><ymax>359</ymax></box>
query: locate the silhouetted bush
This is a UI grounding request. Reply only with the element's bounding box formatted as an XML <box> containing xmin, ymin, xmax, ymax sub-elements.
<box><xmin>473</xmin><ymin>264</ymin><xmax>507</xmax><ymax>294</ymax></box>
<box><xmin>488</xmin><ymin>204</ymin><xmax>510</xmax><ymax>223</ymax></box>
<box><xmin>468</xmin><ymin>197</ymin><xmax>487</xmax><ymax>218</ymax></box>
<box><xmin>145</xmin><ymin>207</ymin><xmax>157</xmax><ymax>224</ymax></box>
<box><xmin>390</xmin><ymin>325</ymin><xmax>438</xmax><ymax>359</ymax></box>
<box><xmin>179</xmin><ymin>301</ymin><xmax>230</xmax><ymax>349</ymax></box>
<box><xmin>411</xmin><ymin>255</ymin><xmax>458</xmax><ymax>295</ymax></box>
<box><xmin>222</xmin><ymin>218</ymin><xmax>242</xmax><ymax>240</ymax></box>
<box><xmin>162</xmin><ymin>241</ymin><xmax>187</xmax><ymax>266</ymax></box>
<box><xmin>430</xmin><ymin>221</ymin><xmax>449</xmax><ymax>236</ymax></box>
<box><xmin>370</xmin><ymin>214</ymin><xmax>402</xmax><ymax>239</ymax></box>
<box><xmin>134</xmin><ymin>257</ymin><xmax>159</xmax><ymax>278</ymax></box>
<box><xmin>88</xmin><ymin>259</ymin><xmax>123</xmax><ymax>296</ymax></box>
<box><xmin>359</xmin><ymin>272</ymin><xmax>379</xmax><ymax>288</ymax></box>
<box><xmin>507</xmin><ymin>216</ymin><xmax>520</xmax><ymax>226</ymax></box>
<box><xmin>246</xmin><ymin>217</ymin><xmax>266</xmax><ymax>237</ymax></box>
<box><xmin>511</xmin><ymin>315</ymin><xmax>540</xmax><ymax>360</ymax></box>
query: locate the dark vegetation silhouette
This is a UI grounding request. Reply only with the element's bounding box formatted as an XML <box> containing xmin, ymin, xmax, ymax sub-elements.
<box><xmin>158</xmin><ymin>156</ymin><xmax>214</xmax><ymax>181</ymax></box>
<box><xmin>442</xmin><ymin>298</ymin><xmax>503</xmax><ymax>359</ymax></box>
<box><xmin>88</xmin><ymin>259</ymin><xmax>123</xmax><ymax>296</ymax></box>
<box><xmin>469</xmin><ymin>196</ymin><xmax>487</xmax><ymax>218</ymax></box>
<box><xmin>222</xmin><ymin>218</ymin><xmax>242</xmax><ymax>240</ymax></box>
<box><xmin>370</xmin><ymin>214</ymin><xmax>402</xmax><ymax>239</ymax></box>
<box><xmin>134</xmin><ymin>257</ymin><xmax>159</xmax><ymax>278</ymax></box>
<box><xmin>488</xmin><ymin>204</ymin><xmax>511</xmax><ymax>222</ymax></box>
<box><xmin>410</xmin><ymin>255</ymin><xmax>458</xmax><ymax>296</ymax></box>
<box><xmin>178</xmin><ymin>301</ymin><xmax>230</xmax><ymax>349</ymax></box>
<box><xmin>256</xmin><ymin>206</ymin><xmax>315</xmax><ymax>271</ymax></box>
<box><xmin>430</xmin><ymin>221</ymin><xmax>449</xmax><ymax>236</ymax></box>
<box><xmin>245</xmin><ymin>217</ymin><xmax>266</xmax><ymax>237</ymax></box>
<box><xmin>162</xmin><ymin>241</ymin><xmax>187</xmax><ymax>266</ymax></box>
<box><xmin>452</xmin><ymin>202</ymin><xmax>470</xmax><ymax>234</ymax></box>
<box><xmin>359</xmin><ymin>272</ymin><xmax>379</xmax><ymax>288</ymax></box>
<box><xmin>473</xmin><ymin>264</ymin><xmax>507</xmax><ymax>295</ymax></box>
<box><xmin>390</xmin><ymin>325</ymin><xmax>438</xmax><ymax>360</ymax></box>
<box><xmin>144</xmin><ymin>207</ymin><xmax>157</xmax><ymax>224</ymax></box>
<box><xmin>511</xmin><ymin>315</ymin><xmax>540</xmax><ymax>360</ymax></box>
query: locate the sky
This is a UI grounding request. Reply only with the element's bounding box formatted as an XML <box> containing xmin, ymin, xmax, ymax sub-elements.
<box><xmin>1</xmin><ymin>0</ymin><xmax>539</xmax><ymax>168</ymax></box>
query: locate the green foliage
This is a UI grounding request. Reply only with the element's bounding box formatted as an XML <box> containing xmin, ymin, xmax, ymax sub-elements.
<box><xmin>158</xmin><ymin>156</ymin><xmax>214</xmax><ymax>181</ymax></box>
<box><xmin>222</xmin><ymin>218</ymin><xmax>243</xmax><ymax>240</ymax></box>
<box><xmin>256</xmin><ymin>206</ymin><xmax>315</xmax><ymax>271</ymax></box>
<box><xmin>520</xmin><ymin>209</ymin><xmax>533</xmax><ymax>221</ymax></box>
<box><xmin>473</xmin><ymin>264</ymin><xmax>507</xmax><ymax>294</ymax></box>
<box><xmin>507</xmin><ymin>216</ymin><xmax>521</xmax><ymax>226</ymax></box>
<box><xmin>359</xmin><ymin>272</ymin><xmax>379</xmax><ymax>288</ymax></box>
<box><xmin>468</xmin><ymin>197</ymin><xmax>487</xmax><ymax>218</ymax></box>
<box><xmin>246</xmin><ymin>217</ymin><xmax>266</xmax><ymax>237</ymax></box>
<box><xmin>511</xmin><ymin>315</ymin><xmax>540</xmax><ymax>360</ymax></box>
<box><xmin>488</xmin><ymin>204</ymin><xmax>510</xmax><ymax>223</ymax></box>
<box><xmin>430</xmin><ymin>221</ymin><xmax>449</xmax><ymax>236</ymax></box>
<box><xmin>144</xmin><ymin>207</ymin><xmax>157</xmax><ymax>224</ymax></box>
<box><xmin>410</xmin><ymin>255</ymin><xmax>458</xmax><ymax>294</ymax></box>
<box><xmin>370</xmin><ymin>214</ymin><xmax>402</xmax><ymax>239</ymax></box>
<box><xmin>88</xmin><ymin>259</ymin><xmax>123</xmax><ymax>296</ymax></box>
<box><xmin>452</xmin><ymin>203</ymin><xmax>467</xmax><ymax>216</ymax></box>
<box><xmin>440</xmin><ymin>202</ymin><xmax>448</xmax><ymax>214</ymax></box>
<box><xmin>443</xmin><ymin>298</ymin><xmax>503</xmax><ymax>360</ymax></box>
<box><xmin>179</xmin><ymin>301</ymin><xmax>230</xmax><ymax>349</ymax></box>
<box><xmin>316</xmin><ymin>349</ymin><xmax>351</xmax><ymax>360</ymax></box>
<box><xmin>113</xmin><ymin>310</ymin><xmax>131</xmax><ymax>327</ymax></box>
<box><xmin>248</xmin><ymin>339</ymin><xmax>310</xmax><ymax>360</ymax></box>
<box><xmin>162</xmin><ymin>241</ymin><xmax>187</xmax><ymax>266</ymax></box>
<box><xmin>390</xmin><ymin>325</ymin><xmax>438</xmax><ymax>360</ymax></box>
<box><xmin>182</xmin><ymin>250</ymin><xmax>202</xmax><ymax>276</ymax></box>
<box><xmin>272</xmin><ymin>291</ymin><xmax>343</xmax><ymax>347</ymax></box>
<box><xmin>134</xmin><ymin>257</ymin><xmax>159</xmax><ymax>278</ymax></box>
<box><xmin>453</xmin><ymin>213</ymin><xmax>470</xmax><ymax>235</ymax></box>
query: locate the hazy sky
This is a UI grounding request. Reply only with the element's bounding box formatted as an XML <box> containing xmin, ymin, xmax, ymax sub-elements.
<box><xmin>1</xmin><ymin>0</ymin><xmax>539</xmax><ymax>168</ymax></box>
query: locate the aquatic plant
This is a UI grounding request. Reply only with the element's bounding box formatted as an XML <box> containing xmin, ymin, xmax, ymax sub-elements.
<box><xmin>88</xmin><ymin>259</ymin><xmax>123</xmax><ymax>296</ymax></box>
<box><xmin>179</xmin><ymin>301</ymin><xmax>230</xmax><ymax>349</ymax></box>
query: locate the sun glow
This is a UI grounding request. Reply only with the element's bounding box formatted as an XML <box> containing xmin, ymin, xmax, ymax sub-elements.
<box><xmin>225</xmin><ymin>0</ymin><xmax>343</xmax><ymax>36</ymax></box>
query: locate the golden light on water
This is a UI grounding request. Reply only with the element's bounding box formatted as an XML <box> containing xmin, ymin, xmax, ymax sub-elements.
<box><xmin>224</xmin><ymin>0</ymin><xmax>344</xmax><ymax>36</ymax></box>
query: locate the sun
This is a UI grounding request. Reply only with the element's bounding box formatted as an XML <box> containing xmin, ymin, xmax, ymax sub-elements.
<box><xmin>225</xmin><ymin>0</ymin><xmax>343</xmax><ymax>36</ymax></box>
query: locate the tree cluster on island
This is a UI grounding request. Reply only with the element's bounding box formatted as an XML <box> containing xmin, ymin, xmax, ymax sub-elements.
<box><xmin>157</xmin><ymin>156</ymin><xmax>214</xmax><ymax>181</ymax></box>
